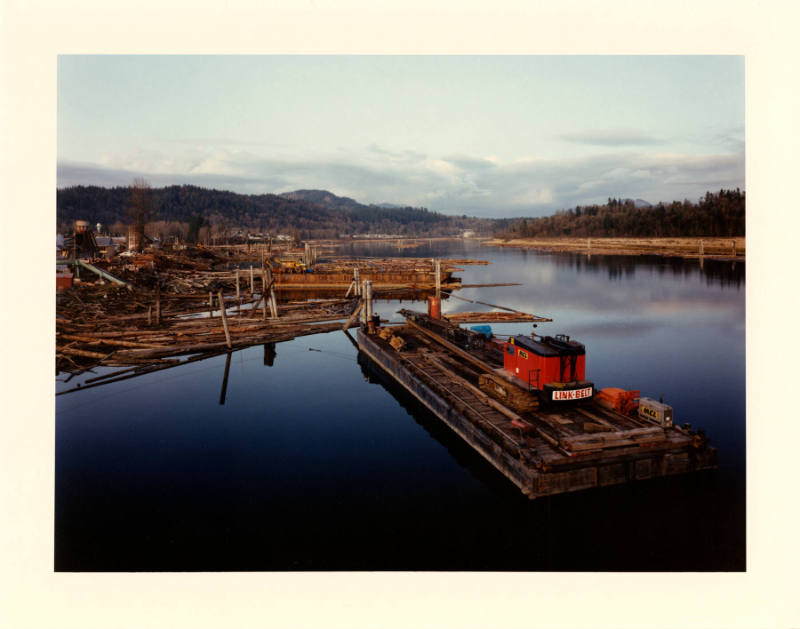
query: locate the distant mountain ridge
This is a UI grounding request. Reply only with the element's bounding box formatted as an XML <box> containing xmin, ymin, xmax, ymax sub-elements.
<box><xmin>57</xmin><ymin>184</ymin><xmax>491</xmax><ymax>238</ymax></box>
<box><xmin>279</xmin><ymin>189</ymin><xmax>364</xmax><ymax>212</ymax></box>
<box><xmin>279</xmin><ymin>189</ymin><xmax>415</xmax><ymax>212</ymax></box>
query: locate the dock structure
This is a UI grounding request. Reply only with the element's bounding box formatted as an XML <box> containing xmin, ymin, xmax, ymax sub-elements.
<box><xmin>357</xmin><ymin>323</ymin><xmax>716</xmax><ymax>499</ymax></box>
<box><xmin>270</xmin><ymin>257</ymin><xmax>466</xmax><ymax>291</ymax></box>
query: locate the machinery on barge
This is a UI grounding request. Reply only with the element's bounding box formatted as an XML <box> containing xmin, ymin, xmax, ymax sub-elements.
<box><xmin>356</xmin><ymin>289</ymin><xmax>717</xmax><ymax>499</ymax></box>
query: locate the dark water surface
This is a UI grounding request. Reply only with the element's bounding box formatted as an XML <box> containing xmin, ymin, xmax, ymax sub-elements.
<box><xmin>55</xmin><ymin>241</ymin><xmax>745</xmax><ymax>571</ymax></box>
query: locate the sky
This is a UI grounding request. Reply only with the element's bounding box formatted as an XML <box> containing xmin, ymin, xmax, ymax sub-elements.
<box><xmin>57</xmin><ymin>55</ymin><xmax>744</xmax><ymax>218</ymax></box>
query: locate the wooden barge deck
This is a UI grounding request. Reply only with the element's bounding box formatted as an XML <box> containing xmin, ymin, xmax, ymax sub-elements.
<box><xmin>357</xmin><ymin>324</ymin><xmax>717</xmax><ymax>499</ymax></box>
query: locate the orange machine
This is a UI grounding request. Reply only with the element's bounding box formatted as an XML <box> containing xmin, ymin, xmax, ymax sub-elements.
<box><xmin>502</xmin><ymin>334</ymin><xmax>593</xmax><ymax>403</ymax></box>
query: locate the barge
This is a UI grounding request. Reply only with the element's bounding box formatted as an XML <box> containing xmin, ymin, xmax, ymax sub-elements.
<box><xmin>356</xmin><ymin>305</ymin><xmax>717</xmax><ymax>499</ymax></box>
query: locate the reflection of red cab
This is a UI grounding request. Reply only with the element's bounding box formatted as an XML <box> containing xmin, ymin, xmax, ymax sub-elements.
<box><xmin>502</xmin><ymin>334</ymin><xmax>593</xmax><ymax>402</ymax></box>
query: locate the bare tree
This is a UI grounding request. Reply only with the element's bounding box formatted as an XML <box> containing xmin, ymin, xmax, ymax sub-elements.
<box><xmin>128</xmin><ymin>178</ymin><xmax>153</xmax><ymax>253</ymax></box>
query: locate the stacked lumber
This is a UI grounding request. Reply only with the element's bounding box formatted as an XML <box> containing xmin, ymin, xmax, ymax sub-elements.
<box><xmin>478</xmin><ymin>372</ymin><xmax>539</xmax><ymax>412</ymax></box>
<box><xmin>559</xmin><ymin>426</ymin><xmax>667</xmax><ymax>452</ymax></box>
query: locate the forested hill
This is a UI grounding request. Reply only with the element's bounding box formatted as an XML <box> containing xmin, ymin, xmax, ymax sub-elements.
<box><xmin>56</xmin><ymin>185</ymin><xmax>487</xmax><ymax>238</ymax></box>
<box><xmin>495</xmin><ymin>190</ymin><xmax>745</xmax><ymax>239</ymax></box>
<box><xmin>57</xmin><ymin>184</ymin><xmax>745</xmax><ymax>240</ymax></box>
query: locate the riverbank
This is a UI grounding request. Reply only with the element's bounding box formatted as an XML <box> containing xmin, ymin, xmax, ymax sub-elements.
<box><xmin>486</xmin><ymin>237</ymin><xmax>745</xmax><ymax>259</ymax></box>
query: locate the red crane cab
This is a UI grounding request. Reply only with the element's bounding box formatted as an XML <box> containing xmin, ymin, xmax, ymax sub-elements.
<box><xmin>502</xmin><ymin>334</ymin><xmax>594</xmax><ymax>403</ymax></box>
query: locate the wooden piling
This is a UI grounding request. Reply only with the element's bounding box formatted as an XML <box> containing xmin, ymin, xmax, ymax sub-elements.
<box><xmin>217</xmin><ymin>290</ymin><xmax>232</xmax><ymax>349</ymax></box>
<box><xmin>435</xmin><ymin>259</ymin><xmax>441</xmax><ymax>300</ymax></box>
<box><xmin>266</xmin><ymin>267</ymin><xmax>278</xmax><ymax>318</ymax></box>
<box><xmin>262</xmin><ymin>270</ymin><xmax>268</xmax><ymax>320</ymax></box>
<box><xmin>250</xmin><ymin>266</ymin><xmax>254</xmax><ymax>294</ymax></box>
<box><xmin>361</xmin><ymin>280</ymin><xmax>369</xmax><ymax>324</ymax></box>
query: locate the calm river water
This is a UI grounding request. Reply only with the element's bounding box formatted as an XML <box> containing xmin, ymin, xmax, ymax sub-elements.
<box><xmin>55</xmin><ymin>241</ymin><xmax>745</xmax><ymax>571</ymax></box>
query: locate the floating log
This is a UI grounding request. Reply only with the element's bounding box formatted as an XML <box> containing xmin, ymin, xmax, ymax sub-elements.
<box><xmin>59</xmin><ymin>347</ymin><xmax>111</xmax><ymax>359</ymax></box>
<box><xmin>440</xmin><ymin>290</ymin><xmax>551</xmax><ymax>321</ymax></box>
<box><xmin>57</xmin><ymin>333</ymin><xmax>164</xmax><ymax>349</ymax></box>
<box><xmin>446</xmin><ymin>311</ymin><xmax>539</xmax><ymax>323</ymax></box>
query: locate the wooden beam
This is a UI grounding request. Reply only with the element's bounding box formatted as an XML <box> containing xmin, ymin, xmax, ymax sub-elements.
<box><xmin>341</xmin><ymin>301</ymin><xmax>363</xmax><ymax>331</ymax></box>
<box><xmin>405</xmin><ymin>317</ymin><xmax>495</xmax><ymax>374</ymax></box>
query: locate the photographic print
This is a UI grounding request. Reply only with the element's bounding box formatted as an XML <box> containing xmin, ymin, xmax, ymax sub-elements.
<box><xmin>54</xmin><ymin>55</ymin><xmax>745</xmax><ymax>572</ymax></box>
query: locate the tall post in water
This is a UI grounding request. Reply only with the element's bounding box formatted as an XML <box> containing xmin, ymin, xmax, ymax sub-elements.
<box><xmin>235</xmin><ymin>269</ymin><xmax>241</xmax><ymax>315</ymax></box>
<box><xmin>218</xmin><ymin>290</ymin><xmax>232</xmax><ymax>349</ymax></box>
<box><xmin>265</xmin><ymin>266</ymin><xmax>278</xmax><ymax>318</ymax></box>
<box><xmin>270</xmin><ymin>282</ymin><xmax>279</xmax><ymax>319</ymax></box>
<box><xmin>365</xmin><ymin>280</ymin><xmax>376</xmax><ymax>333</ymax></box>
<box><xmin>354</xmin><ymin>267</ymin><xmax>361</xmax><ymax>296</ymax></box>
<box><xmin>699</xmin><ymin>239</ymin><xmax>704</xmax><ymax>256</ymax></box>
<box><xmin>361</xmin><ymin>280</ymin><xmax>369</xmax><ymax>325</ymax></box>
<box><xmin>435</xmin><ymin>259</ymin><xmax>441</xmax><ymax>300</ymax></box>
<box><xmin>262</xmin><ymin>270</ymin><xmax>268</xmax><ymax>320</ymax></box>
<box><xmin>250</xmin><ymin>266</ymin><xmax>254</xmax><ymax>293</ymax></box>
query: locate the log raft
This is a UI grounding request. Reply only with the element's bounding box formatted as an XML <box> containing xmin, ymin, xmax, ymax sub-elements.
<box><xmin>357</xmin><ymin>324</ymin><xmax>717</xmax><ymax>499</ymax></box>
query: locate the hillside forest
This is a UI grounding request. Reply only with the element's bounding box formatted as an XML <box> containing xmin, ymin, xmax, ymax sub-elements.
<box><xmin>57</xmin><ymin>184</ymin><xmax>745</xmax><ymax>242</ymax></box>
<box><xmin>494</xmin><ymin>189</ymin><xmax>745</xmax><ymax>239</ymax></box>
<box><xmin>56</xmin><ymin>185</ymin><xmax>489</xmax><ymax>242</ymax></box>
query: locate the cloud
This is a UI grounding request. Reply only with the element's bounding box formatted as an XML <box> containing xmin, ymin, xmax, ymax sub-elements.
<box><xmin>58</xmin><ymin>144</ymin><xmax>745</xmax><ymax>218</ymax></box>
<box><xmin>686</xmin><ymin>126</ymin><xmax>745</xmax><ymax>153</ymax></box>
<box><xmin>366</xmin><ymin>143</ymin><xmax>426</xmax><ymax>163</ymax></box>
<box><xmin>157</xmin><ymin>137</ymin><xmax>270</xmax><ymax>147</ymax></box>
<box><xmin>560</xmin><ymin>129</ymin><xmax>664</xmax><ymax>146</ymax></box>
<box><xmin>442</xmin><ymin>154</ymin><xmax>497</xmax><ymax>171</ymax></box>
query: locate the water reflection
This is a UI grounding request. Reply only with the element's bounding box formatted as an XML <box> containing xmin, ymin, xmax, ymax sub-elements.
<box><xmin>538</xmin><ymin>251</ymin><xmax>743</xmax><ymax>288</ymax></box>
<box><xmin>341</xmin><ymin>240</ymin><xmax>744</xmax><ymax>288</ymax></box>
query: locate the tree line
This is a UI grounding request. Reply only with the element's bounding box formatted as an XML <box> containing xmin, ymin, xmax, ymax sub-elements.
<box><xmin>496</xmin><ymin>189</ymin><xmax>745</xmax><ymax>239</ymax></box>
<box><xmin>56</xmin><ymin>184</ymin><xmax>491</xmax><ymax>240</ymax></box>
